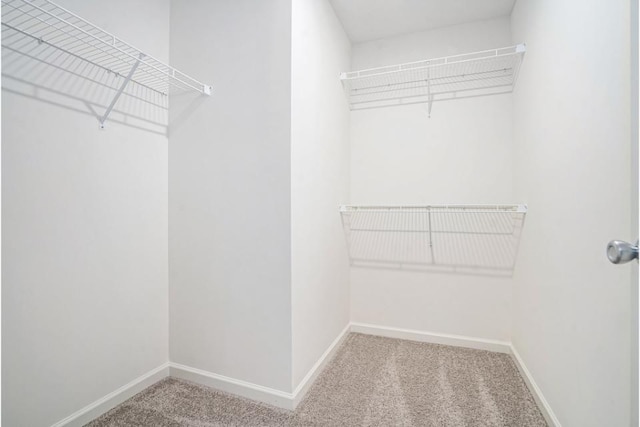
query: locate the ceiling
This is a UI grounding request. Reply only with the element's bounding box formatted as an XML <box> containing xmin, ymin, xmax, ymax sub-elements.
<box><xmin>328</xmin><ymin>0</ymin><xmax>516</xmax><ymax>43</ymax></box>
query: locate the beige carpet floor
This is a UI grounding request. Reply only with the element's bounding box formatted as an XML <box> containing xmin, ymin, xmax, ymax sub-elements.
<box><xmin>87</xmin><ymin>333</ymin><xmax>547</xmax><ymax>426</ymax></box>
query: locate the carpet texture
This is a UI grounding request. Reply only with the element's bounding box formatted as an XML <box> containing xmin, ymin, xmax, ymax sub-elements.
<box><xmin>87</xmin><ymin>333</ymin><xmax>547</xmax><ymax>426</ymax></box>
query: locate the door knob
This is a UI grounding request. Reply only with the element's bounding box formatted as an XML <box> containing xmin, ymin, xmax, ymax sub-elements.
<box><xmin>606</xmin><ymin>240</ymin><xmax>639</xmax><ymax>264</ymax></box>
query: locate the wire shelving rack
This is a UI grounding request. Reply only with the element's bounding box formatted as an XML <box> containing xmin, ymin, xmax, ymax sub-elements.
<box><xmin>340</xmin><ymin>44</ymin><xmax>525</xmax><ymax>114</ymax></box>
<box><xmin>1</xmin><ymin>0</ymin><xmax>212</xmax><ymax>127</ymax></box>
<box><xmin>339</xmin><ymin>205</ymin><xmax>527</xmax><ymax>276</ymax></box>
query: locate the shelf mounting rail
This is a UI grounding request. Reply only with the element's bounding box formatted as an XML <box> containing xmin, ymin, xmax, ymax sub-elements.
<box><xmin>1</xmin><ymin>0</ymin><xmax>212</xmax><ymax>128</ymax></box>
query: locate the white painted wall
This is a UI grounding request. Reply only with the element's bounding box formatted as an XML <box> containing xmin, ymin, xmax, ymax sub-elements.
<box><xmin>6</xmin><ymin>3</ymin><xmax>633</xmax><ymax>425</ymax></box>
<box><xmin>168</xmin><ymin>0</ymin><xmax>293</xmax><ymax>392</ymax></box>
<box><xmin>349</xmin><ymin>18</ymin><xmax>515</xmax><ymax>341</ymax></box>
<box><xmin>2</xmin><ymin>1</ymin><xmax>170</xmax><ymax>425</ymax></box>
<box><xmin>511</xmin><ymin>1</ymin><xmax>632</xmax><ymax>425</ymax></box>
<box><xmin>291</xmin><ymin>0</ymin><xmax>351</xmax><ymax>390</ymax></box>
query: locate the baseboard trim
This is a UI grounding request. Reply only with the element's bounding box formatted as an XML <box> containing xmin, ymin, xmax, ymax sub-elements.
<box><xmin>509</xmin><ymin>345</ymin><xmax>561</xmax><ymax>427</ymax></box>
<box><xmin>292</xmin><ymin>323</ymin><xmax>350</xmax><ymax>408</ymax></box>
<box><xmin>352</xmin><ymin>323</ymin><xmax>560</xmax><ymax>424</ymax></box>
<box><xmin>350</xmin><ymin>322</ymin><xmax>511</xmax><ymax>354</ymax></box>
<box><xmin>169</xmin><ymin>324</ymin><xmax>352</xmax><ymax>411</ymax></box>
<box><xmin>50</xmin><ymin>362</ymin><xmax>170</xmax><ymax>427</ymax></box>
<box><xmin>51</xmin><ymin>327</ymin><xmax>559</xmax><ymax>427</ymax></box>
<box><xmin>169</xmin><ymin>362</ymin><xmax>296</xmax><ymax>410</ymax></box>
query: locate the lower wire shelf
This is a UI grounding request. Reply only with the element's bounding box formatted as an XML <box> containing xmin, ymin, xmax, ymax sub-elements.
<box><xmin>339</xmin><ymin>205</ymin><xmax>527</xmax><ymax>276</ymax></box>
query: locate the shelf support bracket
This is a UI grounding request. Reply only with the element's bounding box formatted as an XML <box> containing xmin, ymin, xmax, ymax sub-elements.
<box><xmin>100</xmin><ymin>54</ymin><xmax>143</xmax><ymax>129</ymax></box>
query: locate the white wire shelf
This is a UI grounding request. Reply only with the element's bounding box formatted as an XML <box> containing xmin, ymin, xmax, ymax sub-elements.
<box><xmin>340</xmin><ymin>205</ymin><xmax>527</xmax><ymax>276</ymax></box>
<box><xmin>1</xmin><ymin>0</ymin><xmax>212</xmax><ymax>127</ymax></box>
<box><xmin>340</xmin><ymin>44</ymin><xmax>526</xmax><ymax>112</ymax></box>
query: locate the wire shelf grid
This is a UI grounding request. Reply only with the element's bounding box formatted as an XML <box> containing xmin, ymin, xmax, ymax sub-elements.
<box><xmin>1</xmin><ymin>0</ymin><xmax>211</xmax><ymax>96</ymax></box>
<box><xmin>340</xmin><ymin>45</ymin><xmax>525</xmax><ymax>111</ymax></box>
<box><xmin>340</xmin><ymin>205</ymin><xmax>527</xmax><ymax>276</ymax></box>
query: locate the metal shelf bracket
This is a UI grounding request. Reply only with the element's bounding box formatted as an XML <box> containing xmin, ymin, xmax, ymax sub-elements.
<box><xmin>100</xmin><ymin>54</ymin><xmax>143</xmax><ymax>129</ymax></box>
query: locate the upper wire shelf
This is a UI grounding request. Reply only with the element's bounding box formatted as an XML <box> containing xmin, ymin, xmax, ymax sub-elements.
<box><xmin>340</xmin><ymin>205</ymin><xmax>527</xmax><ymax>276</ymax></box>
<box><xmin>340</xmin><ymin>44</ymin><xmax>525</xmax><ymax>112</ymax></box>
<box><xmin>1</xmin><ymin>0</ymin><xmax>211</xmax><ymax>126</ymax></box>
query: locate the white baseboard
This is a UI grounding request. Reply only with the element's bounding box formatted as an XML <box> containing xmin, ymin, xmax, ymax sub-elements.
<box><xmin>352</xmin><ymin>323</ymin><xmax>559</xmax><ymax>425</ymax></box>
<box><xmin>509</xmin><ymin>345</ymin><xmax>561</xmax><ymax>427</ymax></box>
<box><xmin>169</xmin><ymin>362</ymin><xmax>295</xmax><ymax>410</ymax></box>
<box><xmin>292</xmin><ymin>323</ymin><xmax>351</xmax><ymax>407</ymax></box>
<box><xmin>350</xmin><ymin>322</ymin><xmax>511</xmax><ymax>354</ymax></box>
<box><xmin>51</xmin><ymin>326</ymin><xmax>558</xmax><ymax>427</ymax></box>
<box><xmin>50</xmin><ymin>362</ymin><xmax>170</xmax><ymax>427</ymax></box>
<box><xmin>169</xmin><ymin>323</ymin><xmax>351</xmax><ymax>411</ymax></box>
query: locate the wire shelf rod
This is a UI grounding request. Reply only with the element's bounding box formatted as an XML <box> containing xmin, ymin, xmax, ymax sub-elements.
<box><xmin>344</xmin><ymin>77</ymin><xmax>512</xmax><ymax>102</ymax></box>
<box><xmin>347</xmin><ymin>87</ymin><xmax>515</xmax><ymax>111</ymax></box>
<box><xmin>348</xmin><ymin>257</ymin><xmax>516</xmax><ymax>271</ymax></box>
<box><xmin>341</xmin><ymin>46</ymin><xmax>523</xmax><ymax>81</ymax></box>
<box><xmin>340</xmin><ymin>44</ymin><xmax>525</xmax><ymax>112</ymax></box>
<box><xmin>3</xmin><ymin>2</ymin><xmax>138</xmax><ymax>67</ymax></box>
<box><xmin>1</xmin><ymin>5</ymin><xmax>170</xmax><ymax>92</ymax></box>
<box><xmin>1</xmin><ymin>21</ymin><xmax>165</xmax><ymax>96</ymax></box>
<box><xmin>339</xmin><ymin>205</ymin><xmax>527</xmax><ymax>275</ymax></box>
<box><xmin>2</xmin><ymin>0</ymin><xmax>212</xmax><ymax>127</ymax></box>
<box><xmin>349</xmin><ymin>67</ymin><xmax>514</xmax><ymax>94</ymax></box>
<box><xmin>12</xmin><ymin>1</ymin><xmax>176</xmax><ymax>85</ymax></box>
<box><xmin>350</xmin><ymin>229</ymin><xmax>516</xmax><ymax>236</ymax></box>
<box><xmin>39</xmin><ymin>0</ymin><xmax>165</xmax><ymax>67</ymax></box>
<box><xmin>340</xmin><ymin>205</ymin><xmax>527</xmax><ymax>213</ymax></box>
<box><xmin>349</xmin><ymin>82</ymin><xmax>515</xmax><ymax>106</ymax></box>
<box><xmin>2</xmin><ymin>0</ymin><xmax>211</xmax><ymax>95</ymax></box>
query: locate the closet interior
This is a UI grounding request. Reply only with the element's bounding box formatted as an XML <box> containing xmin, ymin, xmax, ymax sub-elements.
<box><xmin>2</xmin><ymin>0</ymin><xmax>636</xmax><ymax>426</ymax></box>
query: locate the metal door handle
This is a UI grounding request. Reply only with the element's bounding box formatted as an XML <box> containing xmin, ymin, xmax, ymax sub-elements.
<box><xmin>606</xmin><ymin>240</ymin><xmax>639</xmax><ymax>264</ymax></box>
